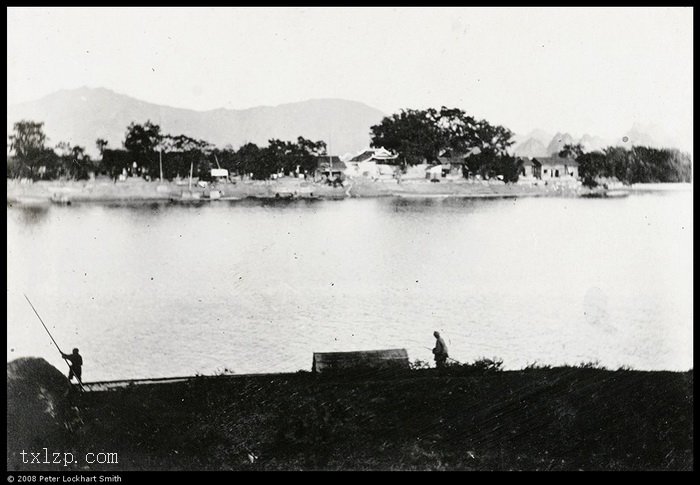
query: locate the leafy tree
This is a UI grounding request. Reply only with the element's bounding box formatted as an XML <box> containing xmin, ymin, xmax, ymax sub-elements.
<box><xmin>463</xmin><ymin>151</ymin><xmax>522</xmax><ymax>182</ymax></box>
<box><xmin>9</xmin><ymin>120</ymin><xmax>47</xmax><ymax>159</ymax></box>
<box><xmin>295</xmin><ymin>136</ymin><xmax>327</xmax><ymax>173</ymax></box>
<box><xmin>662</xmin><ymin>149</ymin><xmax>692</xmax><ymax>182</ymax></box>
<box><xmin>265</xmin><ymin>139</ymin><xmax>295</xmax><ymax>175</ymax></box>
<box><xmin>123</xmin><ymin>121</ymin><xmax>163</xmax><ymax>177</ymax></box>
<box><xmin>575</xmin><ymin>145</ymin><xmax>691</xmax><ymax>186</ymax></box>
<box><xmin>226</xmin><ymin>137</ymin><xmax>328</xmax><ymax>180</ymax></box>
<box><xmin>602</xmin><ymin>146</ymin><xmax>628</xmax><ymax>181</ymax></box>
<box><xmin>370</xmin><ymin>108</ymin><xmax>449</xmax><ymax>165</ymax></box>
<box><xmin>124</xmin><ymin>121</ymin><xmax>163</xmax><ymax>154</ymax></box>
<box><xmin>156</xmin><ymin>134</ymin><xmax>214</xmax><ymax>180</ymax></box>
<box><xmin>67</xmin><ymin>146</ymin><xmax>92</xmax><ymax>180</ymax></box>
<box><xmin>264</xmin><ymin>137</ymin><xmax>327</xmax><ymax>176</ymax></box>
<box><xmin>194</xmin><ymin>155</ymin><xmax>214</xmax><ymax>181</ymax></box>
<box><xmin>7</xmin><ymin>121</ymin><xmax>55</xmax><ymax>179</ymax></box>
<box><xmin>494</xmin><ymin>154</ymin><xmax>524</xmax><ymax>183</ymax></box>
<box><xmin>435</xmin><ymin>107</ymin><xmax>479</xmax><ymax>155</ymax></box>
<box><xmin>234</xmin><ymin>143</ymin><xmax>264</xmax><ymax>178</ymax></box>
<box><xmin>100</xmin><ymin>149</ymin><xmax>133</xmax><ymax>180</ymax></box>
<box><xmin>54</xmin><ymin>142</ymin><xmax>92</xmax><ymax>180</ymax></box>
<box><xmin>162</xmin><ymin>134</ymin><xmax>211</xmax><ymax>153</ymax></box>
<box><xmin>96</xmin><ymin>138</ymin><xmax>109</xmax><ymax>156</ymax></box>
<box><xmin>464</xmin><ymin>152</ymin><xmax>493</xmax><ymax>179</ymax></box>
<box><xmin>249</xmin><ymin>143</ymin><xmax>280</xmax><ymax>180</ymax></box>
<box><xmin>370</xmin><ymin>107</ymin><xmax>514</xmax><ymax>170</ymax></box>
<box><xmin>472</xmin><ymin>120</ymin><xmax>515</xmax><ymax>156</ymax></box>
<box><xmin>558</xmin><ymin>143</ymin><xmax>584</xmax><ymax>160</ymax></box>
<box><xmin>577</xmin><ymin>151</ymin><xmax>607</xmax><ymax>187</ymax></box>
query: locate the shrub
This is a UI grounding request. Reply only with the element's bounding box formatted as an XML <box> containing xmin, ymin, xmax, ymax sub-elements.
<box><xmin>467</xmin><ymin>357</ymin><xmax>504</xmax><ymax>372</ymax></box>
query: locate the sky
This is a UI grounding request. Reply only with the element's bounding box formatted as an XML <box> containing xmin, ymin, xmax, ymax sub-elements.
<box><xmin>6</xmin><ymin>7</ymin><xmax>694</xmax><ymax>149</ymax></box>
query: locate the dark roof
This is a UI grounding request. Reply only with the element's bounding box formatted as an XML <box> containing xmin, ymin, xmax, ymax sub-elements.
<box><xmin>349</xmin><ymin>149</ymin><xmax>399</xmax><ymax>163</ymax></box>
<box><xmin>520</xmin><ymin>157</ymin><xmax>539</xmax><ymax>166</ymax></box>
<box><xmin>438</xmin><ymin>149</ymin><xmax>471</xmax><ymax>159</ymax></box>
<box><xmin>314</xmin><ymin>156</ymin><xmax>345</xmax><ymax>169</ymax></box>
<box><xmin>532</xmin><ymin>155</ymin><xmax>579</xmax><ymax>167</ymax></box>
<box><xmin>317</xmin><ymin>157</ymin><xmax>347</xmax><ymax>171</ymax></box>
<box><xmin>312</xmin><ymin>349</ymin><xmax>409</xmax><ymax>373</ymax></box>
<box><xmin>437</xmin><ymin>156</ymin><xmax>466</xmax><ymax>165</ymax></box>
<box><xmin>349</xmin><ymin>150</ymin><xmax>376</xmax><ymax>163</ymax></box>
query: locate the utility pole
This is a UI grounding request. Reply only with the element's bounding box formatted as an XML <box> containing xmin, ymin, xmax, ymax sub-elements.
<box><xmin>158</xmin><ymin>111</ymin><xmax>164</xmax><ymax>182</ymax></box>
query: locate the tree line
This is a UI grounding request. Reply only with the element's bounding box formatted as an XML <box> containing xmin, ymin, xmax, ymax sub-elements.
<box><xmin>7</xmin><ymin>120</ymin><xmax>328</xmax><ymax>181</ymax></box>
<box><xmin>7</xmin><ymin>115</ymin><xmax>692</xmax><ymax>185</ymax></box>
<box><xmin>560</xmin><ymin>143</ymin><xmax>692</xmax><ymax>186</ymax></box>
<box><xmin>4</xmin><ymin>109</ymin><xmax>524</xmax><ymax>183</ymax></box>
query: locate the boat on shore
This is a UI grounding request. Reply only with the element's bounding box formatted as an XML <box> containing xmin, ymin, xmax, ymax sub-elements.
<box><xmin>581</xmin><ymin>189</ymin><xmax>629</xmax><ymax>199</ymax></box>
<box><xmin>394</xmin><ymin>193</ymin><xmax>451</xmax><ymax>199</ymax></box>
<box><xmin>273</xmin><ymin>191</ymin><xmax>320</xmax><ymax>200</ymax></box>
<box><xmin>50</xmin><ymin>193</ymin><xmax>72</xmax><ymax>205</ymax></box>
<box><xmin>605</xmin><ymin>189</ymin><xmax>630</xmax><ymax>198</ymax></box>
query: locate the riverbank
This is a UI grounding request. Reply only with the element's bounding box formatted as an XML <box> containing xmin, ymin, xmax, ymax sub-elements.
<box><xmin>7</xmin><ymin>177</ymin><xmax>600</xmax><ymax>205</ymax></box>
<box><xmin>12</xmin><ymin>366</ymin><xmax>693</xmax><ymax>471</ymax></box>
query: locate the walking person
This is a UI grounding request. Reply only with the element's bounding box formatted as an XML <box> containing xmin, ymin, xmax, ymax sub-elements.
<box><xmin>432</xmin><ymin>331</ymin><xmax>448</xmax><ymax>368</ymax></box>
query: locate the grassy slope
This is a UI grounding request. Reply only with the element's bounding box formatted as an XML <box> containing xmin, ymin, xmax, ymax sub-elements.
<box><xmin>49</xmin><ymin>367</ymin><xmax>694</xmax><ymax>471</ymax></box>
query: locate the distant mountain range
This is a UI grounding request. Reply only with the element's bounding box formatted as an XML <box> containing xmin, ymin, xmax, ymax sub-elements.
<box><xmin>6</xmin><ymin>88</ymin><xmax>387</xmax><ymax>157</ymax></box>
<box><xmin>7</xmin><ymin>87</ymin><xmax>689</xmax><ymax>159</ymax></box>
<box><xmin>511</xmin><ymin>125</ymin><xmax>686</xmax><ymax>158</ymax></box>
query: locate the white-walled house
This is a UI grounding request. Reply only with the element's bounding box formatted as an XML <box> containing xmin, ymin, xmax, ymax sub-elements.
<box><xmin>520</xmin><ymin>155</ymin><xmax>579</xmax><ymax>180</ymax></box>
<box><xmin>403</xmin><ymin>163</ymin><xmax>431</xmax><ymax>179</ymax></box>
<box><xmin>344</xmin><ymin>147</ymin><xmax>399</xmax><ymax>178</ymax></box>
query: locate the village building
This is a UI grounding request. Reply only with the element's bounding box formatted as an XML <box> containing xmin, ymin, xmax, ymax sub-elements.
<box><xmin>210</xmin><ymin>168</ymin><xmax>230</xmax><ymax>183</ymax></box>
<box><xmin>313</xmin><ymin>156</ymin><xmax>346</xmax><ymax>180</ymax></box>
<box><xmin>403</xmin><ymin>163</ymin><xmax>432</xmax><ymax>179</ymax></box>
<box><xmin>426</xmin><ymin>164</ymin><xmax>444</xmax><ymax>180</ymax></box>
<box><xmin>344</xmin><ymin>147</ymin><xmax>399</xmax><ymax>178</ymax></box>
<box><xmin>436</xmin><ymin>150</ymin><xmax>470</xmax><ymax>179</ymax></box>
<box><xmin>520</xmin><ymin>155</ymin><xmax>579</xmax><ymax>180</ymax></box>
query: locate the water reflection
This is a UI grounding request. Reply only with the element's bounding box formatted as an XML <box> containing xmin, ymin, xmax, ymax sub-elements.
<box><xmin>10</xmin><ymin>204</ymin><xmax>51</xmax><ymax>227</ymax></box>
<box><xmin>388</xmin><ymin>196</ymin><xmax>511</xmax><ymax>215</ymax></box>
<box><xmin>97</xmin><ymin>201</ymin><xmax>186</xmax><ymax>222</ymax></box>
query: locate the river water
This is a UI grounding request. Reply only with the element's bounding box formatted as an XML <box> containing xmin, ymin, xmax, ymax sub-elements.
<box><xmin>6</xmin><ymin>186</ymin><xmax>693</xmax><ymax>380</ymax></box>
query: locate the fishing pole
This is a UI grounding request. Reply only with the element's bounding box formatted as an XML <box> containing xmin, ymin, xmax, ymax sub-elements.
<box><xmin>24</xmin><ymin>294</ymin><xmax>65</xmax><ymax>356</ymax></box>
<box><xmin>24</xmin><ymin>294</ymin><xmax>86</xmax><ymax>392</ymax></box>
<box><xmin>421</xmin><ymin>346</ymin><xmax>464</xmax><ymax>365</ymax></box>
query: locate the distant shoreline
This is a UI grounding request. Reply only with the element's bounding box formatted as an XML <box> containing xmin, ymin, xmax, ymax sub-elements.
<box><xmin>10</xmin><ymin>178</ymin><xmax>686</xmax><ymax>206</ymax></box>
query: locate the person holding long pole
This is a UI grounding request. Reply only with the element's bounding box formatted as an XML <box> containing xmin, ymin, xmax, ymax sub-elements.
<box><xmin>24</xmin><ymin>294</ymin><xmax>84</xmax><ymax>389</ymax></box>
<box><xmin>60</xmin><ymin>348</ymin><xmax>84</xmax><ymax>386</ymax></box>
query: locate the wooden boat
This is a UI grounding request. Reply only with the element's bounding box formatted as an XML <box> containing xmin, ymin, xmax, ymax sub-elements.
<box><xmin>312</xmin><ymin>349</ymin><xmax>409</xmax><ymax>373</ymax></box>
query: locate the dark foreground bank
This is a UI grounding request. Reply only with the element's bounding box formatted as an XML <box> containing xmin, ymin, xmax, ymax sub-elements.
<box><xmin>7</xmin><ymin>363</ymin><xmax>693</xmax><ymax>471</ymax></box>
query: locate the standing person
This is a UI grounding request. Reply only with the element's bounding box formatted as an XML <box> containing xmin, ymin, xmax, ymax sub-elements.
<box><xmin>61</xmin><ymin>348</ymin><xmax>83</xmax><ymax>385</ymax></box>
<box><xmin>432</xmin><ymin>331</ymin><xmax>448</xmax><ymax>368</ymax></box>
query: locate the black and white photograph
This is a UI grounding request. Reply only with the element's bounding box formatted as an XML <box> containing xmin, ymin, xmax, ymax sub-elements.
<box><xmin>6</xmin><ymin>6</ymin><xmax>693</xmax><ymax>474</ymax></box>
